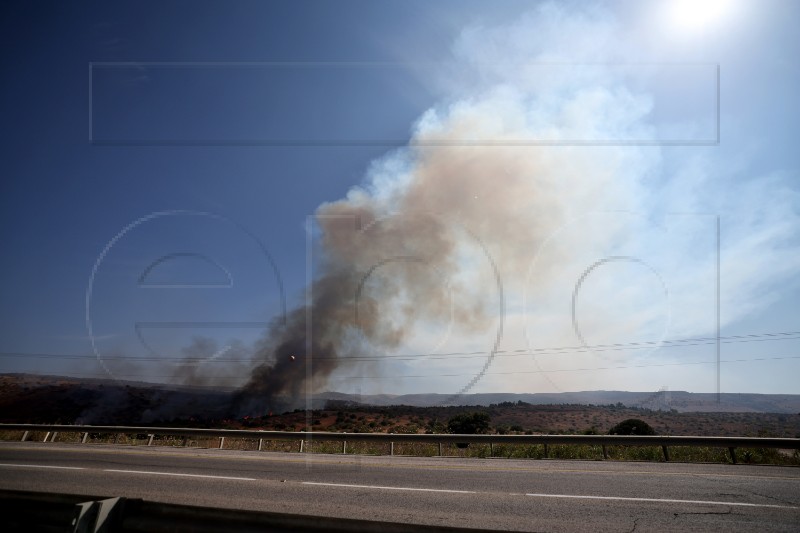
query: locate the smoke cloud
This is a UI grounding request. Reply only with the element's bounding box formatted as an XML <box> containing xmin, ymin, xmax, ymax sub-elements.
<box><xmin>231</xmin><ymin>4</ymin><xmax>650</xmax><ymax>413</ymax></box>
<box><xmin>231</xmin><ymin>2</ymin><xmax>800</xmax><ymax>410</ymax></box>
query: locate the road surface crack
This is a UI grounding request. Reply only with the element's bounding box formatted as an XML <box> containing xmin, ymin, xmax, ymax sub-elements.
<box><xmin>673</xmin><ymin>508</ymin><xmax>733</xmax><ymax>519</ymax></box>
<box><xmin>738</xmin><ymin>489</ymin><xmax>797</xmax><ymax>507</ymax></box>
<box><xmin>699</xmin><ymin>472</ymin><xmax>798</xmax><ymax>507</ymax></box>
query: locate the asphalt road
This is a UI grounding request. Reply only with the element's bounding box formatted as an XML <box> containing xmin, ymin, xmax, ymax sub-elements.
<box><xmin>0</xmin><ymin>441</ymin><xmax>798</xmax><ymax>532</ymax></box>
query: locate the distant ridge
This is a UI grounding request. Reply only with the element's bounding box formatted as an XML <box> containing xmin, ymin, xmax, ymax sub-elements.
<box><xmin>2</xmin><ymin>374</ymin><xmax>799</xmax><ymax>415</ymax></box>
<box><xmin>315</xmin><ymin>390</ymin><xmax>800</xmax><ymax>413</ymax></box>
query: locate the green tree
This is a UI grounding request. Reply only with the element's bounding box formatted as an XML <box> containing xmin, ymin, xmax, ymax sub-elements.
<box><xmin>608</xmin><ymin>418</ymin><xmax>656</xmax><ymax>435</ymax></box>
<box><xmin>447</xmin><ymin>412</ymin><xmax>490</xmax><ymax>434</ymax></box>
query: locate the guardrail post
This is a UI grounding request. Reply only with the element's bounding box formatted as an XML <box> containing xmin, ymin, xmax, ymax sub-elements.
<box><xmin>729</xmin><ymin>447</ymin><xmax>737</xmax><ymax>464</ymax></box>
<box><xmin>219</xmin><ymin>437</ymin><xmax>225</xmax><ymax>449</ymax></box>
<box><xmin>543</xmin><ymin>444</ymin><xmax>548</xmax><ymax>458</ymax></box>
<box><xmin>390</xmin><ymin>442</ymin><xmax>394</xmax><ymax>456</ymax></box>
<box><xmin>43</xmin><ymin>431</ymin><xmax>50</xmax><ymax>443</ymax></box>
<box><xmin>82</xmin><ymin>432</ymin><xmax>89</xmax><ymax>444</ymax></box>
<box><xmin>602</xmin><ymin>445</ymin><xmax>608</xmax><ymax>460</ymax></box>
<box><xmin>21</xmin><ymin>431</ymin><xmax>29</xmax><ymax>442</ymax></box>
<box><xmin>662</xmin><ymin>445</ymin><xmax>670</xmax><ymax>462</ymax></box>
<box><xmin>299</xmin><ymin>440</ymin><xmax>304</xmax><ymax>453</ymax></box>
<box><xmin>438</xmin><ymin>442</ymin><xmax>442</xmax><ymax>456</ymax></box>
<box><xmin>490</xmin><ymin>442</ymin><xmax>493</xmax><ymax>456</ymax></box>
<box><xmin>342</xmin><ymin>440</ymin><xmax>347</xmax><ymax>454</ymax></box>
<box><xmin>147</xmin><ymin>434</ymin><xmax>154</xmax><ymax>446</ymax></box>
<box><xmin>258</xmin><ymin>438</ymin><xmax>264</xmax><ymax>451</ymax></box>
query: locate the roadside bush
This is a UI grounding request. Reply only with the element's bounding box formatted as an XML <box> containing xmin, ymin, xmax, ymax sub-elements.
<box><xmin>608</xmin><ymin>419</ymin><xmax>656</xmax><ymax>435</ymax></box>
<box><xmin>447</xmin><ymin>412</ymin><xmax>490</xmax><ymax>434</ymax></box>
<box><xmin>448</xmin><ymin>412</ymin><xmax>490</xmax><ymax>449</ymax></box>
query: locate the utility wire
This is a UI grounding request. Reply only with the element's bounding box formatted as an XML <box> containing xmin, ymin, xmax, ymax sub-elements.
<box><xmin>4</xmin><ymin>355</ymin><xmax>798</xmax><ymax>381</ymax></box>
<box><xmin>0</xmin><ymin>330</ymin><xmax>799</xmax><ymax>363</ymax></box>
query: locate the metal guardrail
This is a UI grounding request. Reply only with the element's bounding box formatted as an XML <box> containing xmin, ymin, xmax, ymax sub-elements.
<box><xmin>2</xmin><ymin>423</ymin><xmax>798</xmax><ymax>464</ymax></box>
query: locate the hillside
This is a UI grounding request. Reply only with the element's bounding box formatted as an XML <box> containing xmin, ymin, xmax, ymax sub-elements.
<box><xmin>1</xmin><ymin>374</ymin><xmax>798</xmax><ymax>438</ymax></box>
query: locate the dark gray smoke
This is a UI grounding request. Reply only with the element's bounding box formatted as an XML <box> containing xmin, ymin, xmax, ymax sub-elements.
<box><xmin>230</xmin><ymin>208</ymin><xmax>488</xmax><ymax>415</ymax></box>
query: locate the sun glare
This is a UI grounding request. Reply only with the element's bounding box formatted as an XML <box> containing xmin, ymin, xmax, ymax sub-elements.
<box><xmin>668</xmin><ymin>0</ymin><xmax>734</xmax><ymax>32</ymax></box>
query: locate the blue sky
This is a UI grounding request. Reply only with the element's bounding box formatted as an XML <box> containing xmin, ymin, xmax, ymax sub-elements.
<box><xmin>1</xmin><ymin>0</ymin><xmax>799</xmax><ymax>397</ymax></box>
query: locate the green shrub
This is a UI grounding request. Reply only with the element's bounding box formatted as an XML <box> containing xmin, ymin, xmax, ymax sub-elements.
<box><xmin>608</xmin><ymin>419</ymin><xmax>656</xmax><ymax>435</ymax></box>
<box><xmin>447</xmin><ymin>412</ymin><xmax>490</xmax><ymax>434</ymax></box>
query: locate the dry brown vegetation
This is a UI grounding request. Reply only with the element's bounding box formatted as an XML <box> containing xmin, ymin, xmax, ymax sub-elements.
<box><xmin>235</xmin><ymin>401</ymin><xmax>800</xmax><ymax>439</ymax></box>
<box><xmin>1</xmin><ymin>375</ymin><xmax>799</xmax><ymax>439</ymax></box>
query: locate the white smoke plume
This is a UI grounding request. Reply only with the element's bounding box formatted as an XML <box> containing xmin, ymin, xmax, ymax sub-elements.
<box><xmin>236</xmin><ymin>2</ymin><xmax>799</xmax><ymax>407</ymax></box>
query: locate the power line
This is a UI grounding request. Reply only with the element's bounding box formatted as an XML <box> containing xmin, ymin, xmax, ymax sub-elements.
<box><xmin>326</xmin><ymin>355</ymin><xmax>800</xmax><ymax>380</ymax></box>
<box><xmin>1</xmin><ymin>330</ymin><xmax>799</xmax><ymax>363</ymax></box>
<box><xmin>3</xmin><ymin>355</ymin><xmax>798</xmax><ymax>382</ymax></box>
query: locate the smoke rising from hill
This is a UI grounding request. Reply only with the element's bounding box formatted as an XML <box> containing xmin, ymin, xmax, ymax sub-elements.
<box><xmin>230</xmin><ymin>5</ymin><xmax>651</xmax><ymax>414</ymax></box>
<box><xmin>231</xmin><ymin>2</ymin><xmax>800</xmax><ymax>413</ymax></box>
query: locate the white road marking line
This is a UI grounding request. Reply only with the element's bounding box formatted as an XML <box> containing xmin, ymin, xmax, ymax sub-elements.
<box><xmin>525</xmin><ymin>493</ymin><xmax>798</xmax><ymax>510</ymax></box>
<box><xmin>302</xmin><ymin>482</ymin><xmax>476</xmax><ymax>494</ymax></box>
<box><xmin>5</xmin><ymin>445</ymin><xmax>799</xmax><ymax>482</ymax></box>
<box><xmin>0</xmin><ymin>463</ymin><xmax>85</xmax><ymax>470</ymax></box>
<box><xmin>104</xmin><ymin>469</ymin><xmax>255</xmax><ymax>481</ymax></box>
